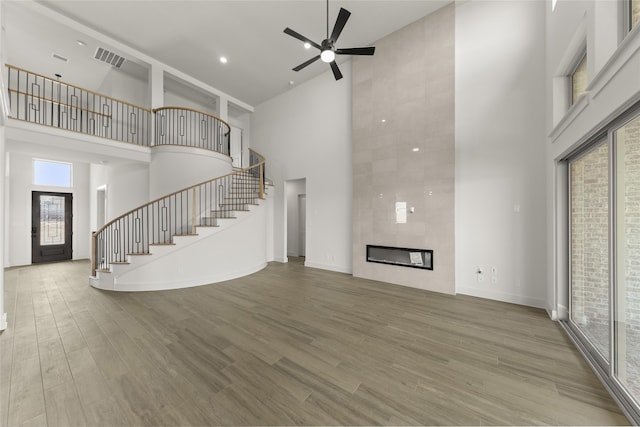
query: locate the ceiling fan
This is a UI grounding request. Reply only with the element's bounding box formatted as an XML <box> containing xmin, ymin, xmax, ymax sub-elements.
<box><xmin>284</xmin><ymin>0</ymin><xmax>375</xmax><ymax>81</ymax></box>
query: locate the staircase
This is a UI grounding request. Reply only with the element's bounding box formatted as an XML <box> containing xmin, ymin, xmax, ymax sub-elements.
<box><xmin>90</xmin><ymin>151</ymin><xmax>272</xmax><ymax>292</ymax></box>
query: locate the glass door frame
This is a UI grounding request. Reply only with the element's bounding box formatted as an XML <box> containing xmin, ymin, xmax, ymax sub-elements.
<box><xmin>566</xmin><ymin>135</ymin><xmax>612</xmax><ymax>372</ymax></box>
<box><xmin>611</xmin><ymin>109</ymin><xmax>640</xmax><ymax>410</ymax></box>
<box><xmin>31</xmin><ymin>190</ymin><xmax>73</xmax><ymax>263</ymax></box>
<box><xmin>563</xmin><ymin>103</ymin><xmax>640</xmax><ymax>424</ymax></box>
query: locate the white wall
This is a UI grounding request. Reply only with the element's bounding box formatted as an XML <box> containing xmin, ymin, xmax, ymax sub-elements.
<box><xmin>545</xmin><ymin>1</ymin><xmax>640</xmax><ymax>317</ymax></box>
<box><xmin>455</xmin><ymin>0</ymin><xmax>547</xmax><ymax>307</ymax></box>
<box><xmin>229</xmin><ymin>112</ymin><xmax>251</xmax><ymax>168</ymax></box>
<box><xmin>89</xmin><ymin>161</ymin><xmax>149</xmax><ymax>225</ymax></box>
<box><xmin>286</xmin><ymin>178</ymin><xmax>306</xmax><ymax>257</ymax></box>
<box><xmin>164</xmin><ymin>88</ymin><xmax>217</xmax><ymax>116</ymax></box>
<box><xmin>7</xmin><ymin>153</ymin><xmax>90</xmax><ymax>266</ymax></box>
<box><xmin>251</xmin><ymin>64</ymin><xmax>352</xmax><ymax>272</ymax></box>
<box><xmin>97</xmin><ymin>68</ymin><xmax>149</xmax><ymax>108</ymax></box>
<box><xmin>149</xmin><ymin>146</ymin><xmax>231</xmax><ymax>199</ymax></box>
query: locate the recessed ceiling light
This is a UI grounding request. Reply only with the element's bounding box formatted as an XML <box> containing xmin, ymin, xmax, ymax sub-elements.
<box><xmin>303</xmin><ymin>42</ymin><xmax>311</xmax><ymax>49</ymax></box>
<box><xmin>289</xmin><ymin>80</ymin><xmax>295</xmax><ymax>85</ymax></box>
<box><xmin>381</xmin><ymin>119</ymin><xmax>386</xmax><ymax>123</ymax></box>
<box><xmin>412</xmin><ymin>147</ymin><xmax>420</xmax><ymax>152</ymax></box>
<box><xmin>76</xmin><ymin>40</ymin><xmax>86</xmax><ymax>46</ymax></box>
<box><xmin>219</xmin><ymin>56</ymin><xmax>228</xmax><ymax>64</ymax></box>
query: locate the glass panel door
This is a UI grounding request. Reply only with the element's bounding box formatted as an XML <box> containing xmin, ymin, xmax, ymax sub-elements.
<box><xmin>31</xmin><ymin>191</ymin><xmax>73</xmax><ymax>263</ymax></box>
<box><xmin>570</xmin><ymin>140</ymin><xmax>610</xmax><ymax>362</ymax></box>
<box><xmin>615</xmin><ymin>113</ymin><xmax>640</xmax><ymax>404</ymax></box>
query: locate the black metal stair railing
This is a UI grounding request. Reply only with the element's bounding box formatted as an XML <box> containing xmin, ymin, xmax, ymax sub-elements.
<box><xmin>92</xmin><ymin>150</ymin><xmax>266</xmax><ymax>276</ymax></box>
<box><xmin>153</xmin><ymin>106</ymin><xmax>231</xmax><ymax>155</ymax></box>
<box><xmin>5</xmin><ymin>64</ymin><xmax>152</xmax><ymax>146</ymax></box>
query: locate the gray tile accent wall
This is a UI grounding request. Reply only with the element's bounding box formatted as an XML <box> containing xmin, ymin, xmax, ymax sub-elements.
<box><xmin>352</xmin><ymin>4</ymin><xmax>455</xmax><ymax>294</ymax></box>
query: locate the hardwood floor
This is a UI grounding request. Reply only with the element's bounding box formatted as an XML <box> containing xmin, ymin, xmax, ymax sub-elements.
<box><xmin>0</xmin><ymin>259</ymin><xmax>631</xmax><ymax>426</ymax></box>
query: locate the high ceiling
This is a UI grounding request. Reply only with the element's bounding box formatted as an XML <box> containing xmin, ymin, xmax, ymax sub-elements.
<box><xmin>3</xmin><ymin>0</ymin><xmax>451</xmax><ymax>108</ymax></box>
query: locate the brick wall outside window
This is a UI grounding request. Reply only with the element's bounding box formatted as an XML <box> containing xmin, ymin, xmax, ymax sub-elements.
<box><xmin>618</xmin><ymin>116</ymin><xmax>640</xmax><ymax>398</ymax></box>
<box><xmin>570</xmin><ymin>142</ymin><xmax>610</xmax><ymax>359</ymax></box>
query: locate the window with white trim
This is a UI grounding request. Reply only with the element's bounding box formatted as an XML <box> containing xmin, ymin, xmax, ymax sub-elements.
<box><xmin>570</xmin><ymin>52</ymin><xmax>587</xmax><ymax>105</ymax></box>
<box><xmin>33</xmin><ymin>159</ymin><xmax>72</xmax><ymax>187</ymax></box>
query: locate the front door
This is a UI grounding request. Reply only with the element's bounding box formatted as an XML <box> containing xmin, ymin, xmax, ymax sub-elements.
<box><xmin>32</xmin><ymin>191</ymin><xmax>73</xmax><ymax>263</ymax></box>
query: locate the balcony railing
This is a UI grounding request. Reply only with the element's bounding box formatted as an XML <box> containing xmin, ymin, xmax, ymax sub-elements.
<box><xmin>6</xmin><ymin>65</ymin><xmax>152</xmax><ymax>146</ymax></box>
<box><xmin>153</xmin><ymin>107</ymin><xmax>231</xmax><ymax>155</ymax></box>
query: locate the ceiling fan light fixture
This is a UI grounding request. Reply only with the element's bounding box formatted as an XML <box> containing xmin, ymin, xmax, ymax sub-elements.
<box><xmin>321</xmin><ymin>49</ymin><xmax>335</xmax><ymax>63</ymax></box>
<box><xmin>284</xmin><ymin>2</ymin><xmax>374</xmax><ymax>81</ymax></box>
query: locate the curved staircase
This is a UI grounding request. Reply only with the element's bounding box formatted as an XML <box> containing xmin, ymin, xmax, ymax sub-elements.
<box><xmin>90</xmin><ymin>151</ymin><xmax>272</xmax><ymax>292</ymax></box>
<box><xmin>4</xmin><ymin>65</ymin><xmax>272</xmax><ymax>292</ymax></box>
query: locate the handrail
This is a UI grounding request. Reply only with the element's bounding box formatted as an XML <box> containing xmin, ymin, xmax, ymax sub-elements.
<box><xmin>153</xmin><ymin>106</ymin><xmax>231</xmax><ymax>155</ymax></box>
<box><xmin>153</xmin><ymin>106</ymin><xmax>231</xmax><ymax>135</ymax></box>
<box><xmin>8</xmin><ymin>89</ymin><xmax>112</xmax><ymax>118</ymax></box>
<box><xmin>5</xmin><ymin>64</ymin><xmax>152</xmax><ymax>146</ymax></box>
<box><xmin>91</xmin><ymin>150</ymin><xmax>266</xmax><ymax>276</ymax></box>
<box><xmin>6</xmin><ymin>64</ymin><xmax>152</xmax><ymax>112</ymax></box>
<box><xmin>4</xmin><ymin>65</ymin><xmax>236</xmax><ymax>156</ymax></box>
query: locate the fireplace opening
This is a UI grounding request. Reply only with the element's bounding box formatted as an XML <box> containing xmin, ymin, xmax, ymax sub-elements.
<box><xmin>366</xmin><ymin>245</ymin><xmax>433</xmax><ymax>270</ymax></box>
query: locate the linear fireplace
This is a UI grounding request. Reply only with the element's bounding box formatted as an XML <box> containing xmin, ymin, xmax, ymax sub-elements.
<box><xmin>366</xmin><ymin>245</ymin><xmax>433</xmax><ymax>270</ymax></box>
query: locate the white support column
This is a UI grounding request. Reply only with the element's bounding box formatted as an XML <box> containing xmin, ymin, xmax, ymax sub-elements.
<box><xmin>219</xmin><ymin>95</ymin><xmax>229</xmax><ymax>122</ymax></box>
<box><xmin>149</xmin><ymin>63</ymin><xmax>164</xmax><ymax>146</ymax></box>
<box><xmin>150</xmin><ymin>64</ymin><xmax>164</xmax><ymax>109</ymax></box>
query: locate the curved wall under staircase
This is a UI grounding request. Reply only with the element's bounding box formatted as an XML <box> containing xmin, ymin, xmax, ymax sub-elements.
<box><xmin>90</xmin><ymin>195</ymin><xmax>272</xmax><ymax>292</ymax></box>
<box><xmin>149</xmin><ymin>145</ymin><xmax>232</xmax><ymax>199</ymax></box>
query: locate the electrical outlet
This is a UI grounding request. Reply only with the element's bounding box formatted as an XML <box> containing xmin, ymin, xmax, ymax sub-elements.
<box><xmin>491</xmin><ymin>276</ymin><xmax>497</xmax><ymax>284</ymax></box>
<box><xmin>477</xmin><ymin>273</ymin><xmax>484</xmax><ymax>283</ymax></box>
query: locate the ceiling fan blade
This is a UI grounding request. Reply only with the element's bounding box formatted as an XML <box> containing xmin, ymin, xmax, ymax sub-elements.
<box><xmin>330</xmin><ymin>8</ymin><xmax>351</xmax><ymax>43</ymax></box>
<box><xmin>293</xmin><ymin>55</ymin><xmax>321</xmax><ymax>72</ymax></box>
<box><xmin>284</xmin><ymin>28</ymin><xmax>322</xmax><ymax>50</ymax></box>
<box><xmin>336</xmin><ymin>47</ymin><xmax>376</xmax><ymax>56</ymax></box>
<box><xmin>330</xmin><ymin>61</ymin><xmax>343</xmax><ymax>80</ymax></box>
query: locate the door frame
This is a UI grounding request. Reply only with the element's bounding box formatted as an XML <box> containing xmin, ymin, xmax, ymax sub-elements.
<box><xmin>31</xmin><ymin>191</ymin><xmax>73</xmax><ymax>263</ymax></box>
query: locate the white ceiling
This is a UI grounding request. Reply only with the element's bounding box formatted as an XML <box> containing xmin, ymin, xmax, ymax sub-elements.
<box><xmin>3</xmin><ymin>0</ymin><xmax>451</xmax><ymax>107</ymax></box>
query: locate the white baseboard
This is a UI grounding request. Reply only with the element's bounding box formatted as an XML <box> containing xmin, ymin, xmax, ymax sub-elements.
<box><xmin>456</xmin><ymin>286</ymin><xmax>545</xmax><ymax>308</ymax></box>
<box><xmin>304</xmin><ymin>261</ymin><xmax>352</xmax><ymax>274</ymax></box>
<box><xmin>112</xmin><ymin>263</ymin><xmax>267</xmax><ymax>292</ymax></box>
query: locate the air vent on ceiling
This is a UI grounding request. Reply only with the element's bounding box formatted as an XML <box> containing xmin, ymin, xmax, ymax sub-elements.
<box><xmin>52</xmin><ymin>52</ymin><xmax>69</xmax><ymax>62</ymax></box>
<box><xmin>94</xmin><ymin>47</ymin><xmax>126</xmax><ymax>69</ymax></box>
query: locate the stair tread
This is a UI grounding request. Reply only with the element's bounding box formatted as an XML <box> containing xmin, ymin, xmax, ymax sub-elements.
<box><xmin>149</xmin><ymin>243</ymin><xmax>176</xmax><ymax>246</ymax></box>
<box><xmin>127</xmin><ymin>252</ymin><xmax>151</xmax><ymax>256</ymax></box>
<box><xmin>174</xmin><ymin>233</ymin><xmax>198</xmax><ymax>237</ymax></box>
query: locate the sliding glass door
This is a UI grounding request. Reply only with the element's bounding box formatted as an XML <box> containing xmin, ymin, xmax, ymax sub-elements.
<box><xmin>614</xmin><ymin>113</ymin><xmax>640</xmax><ymax>404</ymax></box>
<box><xmin>569</xmin><ymin>139</ymin><xmax>610</xmax><ymax>364</ymax></box>
<box><xmin>567</xmin><ymin>107</ymin><xmax>640</xmax><ymax>418</ymax></box>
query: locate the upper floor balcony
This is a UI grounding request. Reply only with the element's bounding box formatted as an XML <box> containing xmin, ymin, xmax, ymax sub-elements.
<box><xmin>5</xmin><ymin>64</ymin><xmax>233</xmax><ymax>157</ymax></box>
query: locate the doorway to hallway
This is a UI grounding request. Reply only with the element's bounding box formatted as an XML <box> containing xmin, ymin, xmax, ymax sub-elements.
<box><xmin>285</xmin><ymin>178</ymin><xmax>306</xmax><ymax>260</ymax></box>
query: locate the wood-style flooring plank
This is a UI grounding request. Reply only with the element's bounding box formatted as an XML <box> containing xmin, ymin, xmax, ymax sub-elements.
<box><xmin>43</xmin><ymin>380</ymin><xmax>87</xmax><ymax>427</ymax></box>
